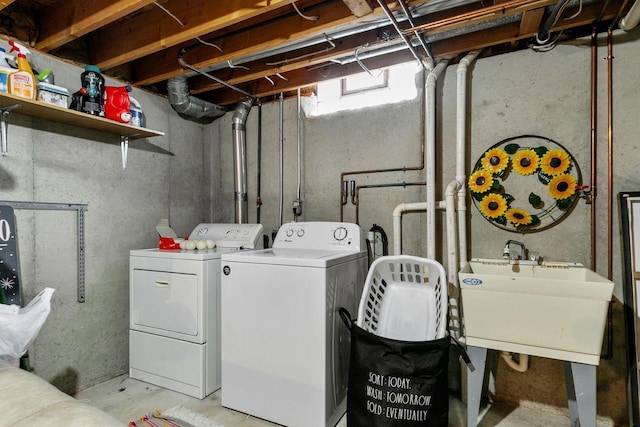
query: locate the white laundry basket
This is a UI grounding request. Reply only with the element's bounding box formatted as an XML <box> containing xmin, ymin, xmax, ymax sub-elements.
<box><xmin>357</xmin><ymin>255</ymin><xmax>447</xmax><ymax>342</ymax></box>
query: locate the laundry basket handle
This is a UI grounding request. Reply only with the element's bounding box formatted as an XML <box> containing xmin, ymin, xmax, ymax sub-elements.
<box><xmin>338</xmin><ymin>307</ymin><xmax>353</xmax><ymax>330</ymax></box>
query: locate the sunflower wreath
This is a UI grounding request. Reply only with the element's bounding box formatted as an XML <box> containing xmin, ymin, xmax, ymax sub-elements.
<box><xmin>469</xmin><ymin>135</ymin><xmax>582</xmax><ymax>233</ymax></box>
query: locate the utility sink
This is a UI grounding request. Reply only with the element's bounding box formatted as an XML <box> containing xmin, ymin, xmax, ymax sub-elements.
<box><xmin>458</xmin><ymin>258</ymin><xmax>614</xmax><ymax>365</ymax></box>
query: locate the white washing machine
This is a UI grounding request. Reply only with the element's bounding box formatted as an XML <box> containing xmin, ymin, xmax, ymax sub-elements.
<box><xmin>129</xmin><ymin>223</ymin><xmax>263</xmax><ymax>399</ymax></box>
<box><xmin>221</xmin><ymin>221</ymin><xmax>368</xmax><ymax>427</ymax></box>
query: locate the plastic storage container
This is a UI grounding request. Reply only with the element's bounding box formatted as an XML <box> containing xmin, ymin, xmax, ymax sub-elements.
<box><xmin>357</xmin><ymin>255</ymin><xmax>447</xmax><ymax>341</ymax></box>
<box><xmin>37</xmin><ymin>83</ymin><xmax>70</xmax><ymax>108</ymax></box>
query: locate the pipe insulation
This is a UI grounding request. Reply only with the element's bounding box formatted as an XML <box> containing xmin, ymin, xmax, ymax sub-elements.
<box><xmin>167</xmin><ymin>76</ymin><xmax>227</xmax><ymax>122</ymax></box>
<box><xmin>232</xmin><ymin>98</ymin><xmax>254</xmax><ymax>223</ymax></box>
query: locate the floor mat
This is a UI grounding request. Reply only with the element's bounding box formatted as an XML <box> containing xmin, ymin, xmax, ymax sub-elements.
<box><xmin>129</xmin><ymin>406</ymin><xmax>224</xmax><ymax>427</ymax></box>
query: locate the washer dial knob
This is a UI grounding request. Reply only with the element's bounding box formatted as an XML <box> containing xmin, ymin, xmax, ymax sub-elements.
<box><xmin>333</xmin><ymin>227</ymin><xmax>348</xmax><ymax>241</ymax></box>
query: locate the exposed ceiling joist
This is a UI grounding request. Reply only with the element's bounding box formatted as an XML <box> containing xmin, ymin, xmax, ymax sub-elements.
<box><xmin>5</xmin><ymin>0</ymin><xmax>631</xmax><ymax>108</ymax></box>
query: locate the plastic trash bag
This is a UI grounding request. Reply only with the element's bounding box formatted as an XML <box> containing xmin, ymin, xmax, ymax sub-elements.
<box><xmin>0</xmin><ymin>287</ymin><xmax>55</xmax><ymax>360</ymax></box>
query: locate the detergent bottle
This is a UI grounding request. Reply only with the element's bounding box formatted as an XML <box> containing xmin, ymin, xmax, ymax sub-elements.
<box><xmin>8</xmin><ymin>41</ymin><xmax>35</xmax><ymax>100</ymax></box>
<box><xmin>79</xmin><ymin>65</ymin><xmax>105</xmax><ymax>116</ymax></box>
<box><xmin>104</xmin><ymin>85</ymin><xmax>132</xmax><ymax>123</ymax></box>
<box><xmin>0</xmin><ymin>48</ymin><xmax>14</xmax><ymax>94</ymax></box>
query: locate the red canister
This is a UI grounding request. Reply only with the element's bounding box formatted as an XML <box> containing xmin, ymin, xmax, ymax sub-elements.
<box><xmin>104</xmin><ymin>85</ymin><xmax>132</xmax><ymax>123</ymax></box>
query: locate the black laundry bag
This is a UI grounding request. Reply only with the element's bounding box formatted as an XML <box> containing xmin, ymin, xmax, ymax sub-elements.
<box><xmin>340</xmin><ymin>308</ymin><xmax>450</xmax><ymax>427</ymax></box>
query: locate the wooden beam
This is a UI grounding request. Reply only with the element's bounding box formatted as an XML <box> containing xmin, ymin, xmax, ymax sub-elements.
<box><xmin>129</xmin><ymin>0</ymin><xmax>465</xmax><ymax>87</ymax></box>
<box><xmin>342</xmin><ymin>0</ymin><xmax>375</xmax><ymax>17</ymax></box>
<box><xmin>130</xmin><ymin>0</ymin><xmax>361</xmax><ymax>86</ymax></box>
<box><xmin>0</xmin><ymin>0</ymin><xmax>15</xmax><ymax>11</ymax></box>
<box><xmin>35</xmin><ymin>1</ymin><xmax>157</xmax><ymax>52</ymax></box>
<box><xmin>189</xmin><ymin>27</ymin><xmax>388</xmax><ymax>93</ymax></box>
<box><xmin>519</xmin><ymin>8</ymin><xmax>545</xmax><ymax>35</ymax></box>
<box><xmin>92</xmin><ymin>0</ymin><xmax>300</xmax><ymax>71</ymax></box>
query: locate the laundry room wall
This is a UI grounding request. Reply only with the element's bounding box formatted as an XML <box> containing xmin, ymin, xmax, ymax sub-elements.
<box><xmin>1</xmin><ymin>47</ymin><xmax>209</xmax><ymax>393</ymax></box>
<box><xmin>208</xmin><ymin>30</ymin><xmax>639</xmax><ymax>425</ymax></box>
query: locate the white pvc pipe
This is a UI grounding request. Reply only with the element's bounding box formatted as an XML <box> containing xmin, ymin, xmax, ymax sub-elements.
<box><xmin>449</xmin><ymin>51</ymin><xmax>481</xmax><ymax>339</ymax></box>
<box><xmin>620</xmin><ymin>0</ymin><xmax>640</xmax><ymax>31</ymax></box>
<box><xmin>393</xmin><ymin>201</ymin><xmax>446</xmax><ymax>255</ymax></box>
<box><xmin>456</xmin><ymin>50</ymin><xmax>481</xmax><ymax>269</ymax></box>
<box><xmin>500</xmin><ymin>352</ymin><xmax>530</xmax><ymax>373</ymax></box>
<box><xmin>393</xmin><ymin>202</ymin><xmax>426</xmax><ymax>255</ymax></box>
<box><xmin>426</xmin><ymin>60</ymin><xmax>449</xmax><ymax>259</ymax></box>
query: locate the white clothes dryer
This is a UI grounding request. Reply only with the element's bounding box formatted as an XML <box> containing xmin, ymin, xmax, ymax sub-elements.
<box><xmin>129</xmin><ymin>223</ymin><xmax>263</xmax><ymax>399</ymax></box>
<box><xmin>220</xmin><ymin>221</ymin><xmax>367</xmax><ymax>427</ymax></box>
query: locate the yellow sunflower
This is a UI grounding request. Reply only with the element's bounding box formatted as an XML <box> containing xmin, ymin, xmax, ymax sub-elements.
<box><xmin>481</xmin><ymin>148</ymin><xmax>510</xmax><ymax>174</ymax></box>
<box><xmin>505</xmin><ymin>208</ymin><xmax>533</xmax><ymax>226</ymax></box>
<box><xmin>548</xmin><ymin>174</ymin><xmax>577</xmax><ymax>200</ymax></box>
<box><xmin>540</xmin><ymin>149</ymin><xmax>571</xmax><ymax>176</ymax></box>
<box><xmin>468</xmin><ymin>170</ymin><xmax>493</xmax><ymax>193</ymax></box>
<box><xmin>479</xmin><ymin>193</ymin><xmax>508</xmax><ymax>219</ymax></box>
<box><xmin>512</xmin><ymin>149</ymin><xmax>539</xmax><ymax>175</ymax></box>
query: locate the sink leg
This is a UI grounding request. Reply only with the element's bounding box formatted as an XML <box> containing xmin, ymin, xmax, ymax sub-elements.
<box><xmin>466</xmin><ymin>346</ymin><xmax>487</xmax><ymax>427</ymax></box>
<box><xmin>564</xmin><ymin>361</ymin><xmax>597</xmax><ymax>427</ymax></box>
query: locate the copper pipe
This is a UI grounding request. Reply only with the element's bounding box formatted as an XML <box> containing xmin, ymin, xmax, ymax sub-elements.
<box><xmin>408</xmin><ymin>0</ymin><xmax>557</xmax><ymax>34</ymax></box>
<box><xmin>354</xmin><ymin>182</ymin><xmax>426</xmax><ymax>224</ymax></box>
<box><xmin>339</xmin><ymin>70</ymin><xmax>426</xmax><ymax>221</ymax></box>
<box><xmin>607</xmin><ymin>28</ymin><xmax>613</xmax><ymax>282</ymax></box>
<box><xmin>590</xmin><ymin>27</ymin><xmax>597</xmax><ymax>268</ymax></box>
<box><xmin>602</xmin><ymin>27</ymin><xmax>614</xmax><ymax>360</ymax></box>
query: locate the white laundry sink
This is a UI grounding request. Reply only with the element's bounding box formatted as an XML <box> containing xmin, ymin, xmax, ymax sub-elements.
<box><xmin>458</xmin><ymin>259</ymin><xmax>614</xmax><ymax>365</ymax></box>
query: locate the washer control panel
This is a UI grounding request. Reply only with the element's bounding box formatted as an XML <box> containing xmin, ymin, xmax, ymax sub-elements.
<box><xmin>273</xmin><ymin>222</ymin><xmax>363</xmax><ymax>251</ymax></box>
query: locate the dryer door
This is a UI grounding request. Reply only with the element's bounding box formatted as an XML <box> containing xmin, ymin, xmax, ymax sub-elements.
<box><xmin>131</xmin><ymin>269</ymin><xmax>200</xmax><ymax>338</ymax></box>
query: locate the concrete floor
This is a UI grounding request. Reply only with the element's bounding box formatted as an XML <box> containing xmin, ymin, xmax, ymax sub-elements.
<box><xmin>74</xmin><ymin>375</ymin><xmax>614</xmax><ymax>426</ymax></box>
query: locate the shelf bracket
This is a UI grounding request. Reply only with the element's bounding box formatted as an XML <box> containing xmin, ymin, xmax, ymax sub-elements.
<box><xmin>0</xmin><ymin>104</ymin><xmax>19</xmax><ymax>156</ymax></box>
<box><xmin>120</xmin><ymin>135</ymin><xmax>129</xmax><ymax>170</ymax></box>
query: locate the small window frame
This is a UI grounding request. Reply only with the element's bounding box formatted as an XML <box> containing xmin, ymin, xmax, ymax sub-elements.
<box><xmin>340</xmin><ymin>69</ymin><xmax>389</xmax><ymax>96</ymax></box>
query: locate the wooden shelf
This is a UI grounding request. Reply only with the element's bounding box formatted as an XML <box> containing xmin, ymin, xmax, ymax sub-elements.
<box><xmin>0</xmin><ymin>92</ymin><xmax>164</xmax><ymax>140</ymax></box>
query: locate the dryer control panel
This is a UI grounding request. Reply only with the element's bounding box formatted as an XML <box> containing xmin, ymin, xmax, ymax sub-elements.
<box><xmin>189</xmin><ymin>223</ymin><xmax>264</xmax><ymax>249</ymax></box>
<box><xmin>273</xmin><ymin>221</ymin><xmax>363</xmax><ymax>251</ymax></box>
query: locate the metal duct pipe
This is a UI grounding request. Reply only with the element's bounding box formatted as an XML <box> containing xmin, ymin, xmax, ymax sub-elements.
<box><xmin>232</xmin><ymin>98</ymin><xmax>254</xmax><ymax>223</ymax></box>
<box><xmin>167</xmin><ymin>76</ymin><xmax>227</xmax><ymax>123</ymax></box>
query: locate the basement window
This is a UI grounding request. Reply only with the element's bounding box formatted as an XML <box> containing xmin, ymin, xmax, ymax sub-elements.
<box><xmin>311</xmin><ymin>61</ymin><xmax>420</xmax><ymax>116</ymax></box>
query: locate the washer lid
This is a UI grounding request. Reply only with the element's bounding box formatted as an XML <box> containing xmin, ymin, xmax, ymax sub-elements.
<box><xmin>221</xmin><ymin>247</ymin><xmax>366</xmax><ymax>267</ymax></box>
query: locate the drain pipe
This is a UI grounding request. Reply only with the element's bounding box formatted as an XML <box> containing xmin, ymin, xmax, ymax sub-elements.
<box><xmin>232</xmin><ymin>98</ymin><xmax>254</xmax><ymax>224</ymax></box>
<box><xmin>426</xmin><ymin>60</ymin><xmax>449</xmax><ymax>259</ymax></box>
<box><xmin>445</xmin><ymin>51</ymin><xmax>480</xmax><ymax>339</ymax></box>
<box><xmin>393</xmin><ymin>201</ymin><xmax>447</xmax><ymax>255</ymax></box>
<box><xmin>500</xmin><ymin>352</ymin><xmax>529</xmax><ymax>372</ymax></box>
<box><xmin>455</xmin><ymin>51</ymin><xmax>480</xmax><ymax>269</ymax></box>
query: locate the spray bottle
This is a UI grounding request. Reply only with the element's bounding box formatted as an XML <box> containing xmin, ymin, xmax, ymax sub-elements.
<box><xmin>129</xmin><ymin>96</ymin><xmax>145</xmax><ymax>127</ymax></box>
<box><xmin>8</xmin><ymin>41</ymin><xmax>36</xmax><ymax>100</ymax></box>
<box><xmin>0</xmin><ymin>48</ymin><xmax>14</xmax><ymax>94</ymax></box>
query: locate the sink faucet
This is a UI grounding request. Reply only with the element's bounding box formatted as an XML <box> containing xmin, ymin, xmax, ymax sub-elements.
<box><xmin>503</xmin><ymin>240</ymin><xmax>526</xmax><ymax>261</ymax></box>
